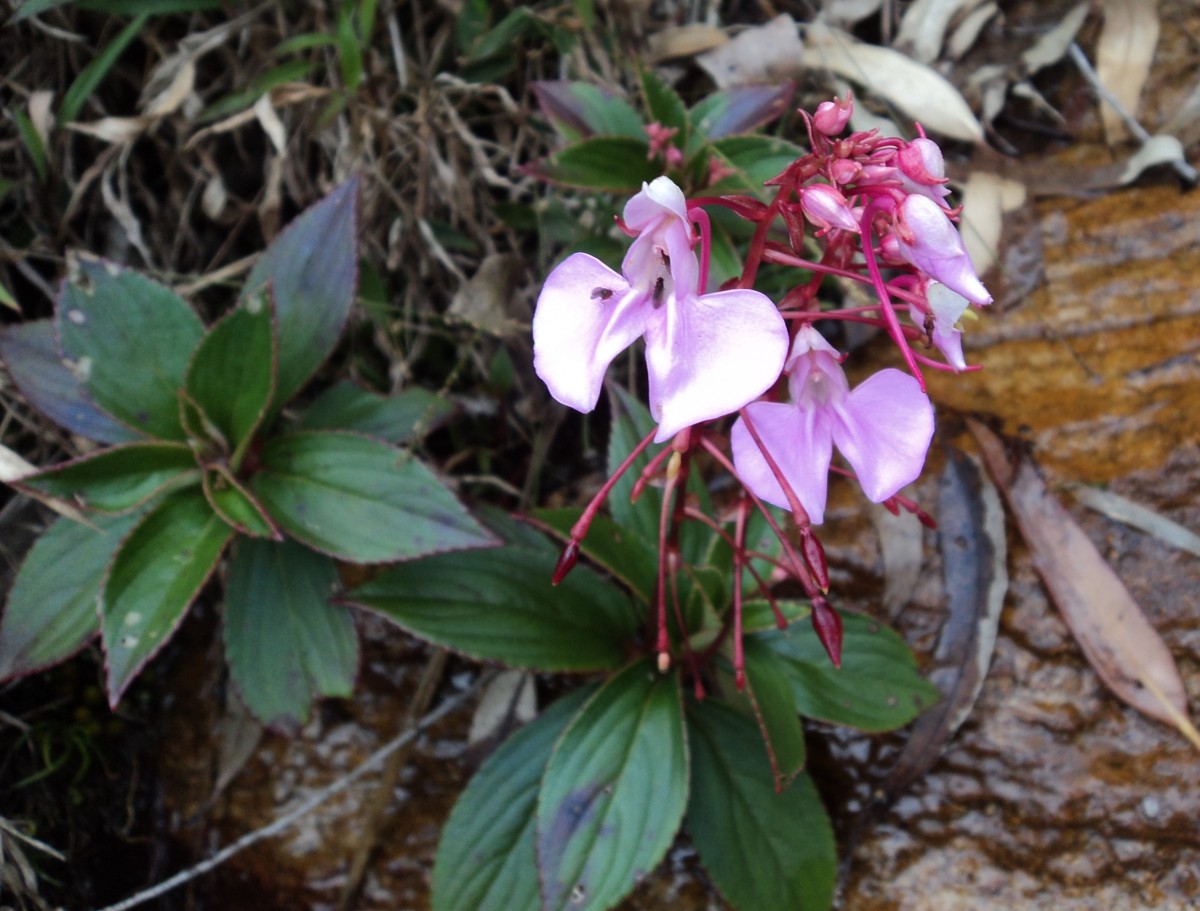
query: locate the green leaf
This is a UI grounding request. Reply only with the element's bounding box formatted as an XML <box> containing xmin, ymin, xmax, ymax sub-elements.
<box><xmin>0</xmin><ymin>320</ymin><xmax>142</xmax><ymax>444</ymax></box>
<box><xmin>224</xmin><ymin>537</ymin><xmax>356</xmax><ymax>728</ymax></box>
<box><xmin>685</xmin><ymin>698</ymin><xmax>836</xmax><ymax>911</ymax></box>
<box><xmin>538</xmin><ymin>661</ymin><xmax>688</xmax><ymax>911</ymax></box>
<box><xmin>57</xmin><ymin>257</ymin><xmax>205</xmax><ymax>440</ymax></box>
<box><xmin>606</xmin><ymin>385</ymin><xmax>711</xmax><ymax>566</ymax></box>
<box><xmin>59</xmin><ymin>14</ymin><xmax>150</xmax><ymax>124</ymax></box>
<box><xmin>689</xmin><ymin>84</ymin><xmax>794</xmax><ymax>142</ymax></box>
<box><xmin>639</xmin><ymin>68</ymin><xmax>688</xmax><ymax>135</ymax></box>
<box><xmin>14</xmin><ymin>109</ymin><xmax>47</xmax><ymax>181</ymax></box>
<box><xmin>242</xmin><ymin>178</ymin><xmax>359</xmax><ymax>410</ymax></box>
<box><xmin>531</xmin><ymin>81</ymin><xmax>645</xmax><ymax>141</ymax></box>
<box><xmin>185</xmin><ymin>290</ymin><xmax>277</xmax><ymax>462</ymax></box>
<box><xmin>741</xmin><ymin>637</ymin><xmax>807</xmax><ymax>787</ymax></box>
<box><xmin>197</xmin><ymin>60</ymin><xmax>312</xmax><ymax>123</ymax></box>
<box><xmin>532</xmin><ymin>507</ymin><xmax>657</xmax><ymax>604</ymax></box>
<box><xmin>344</xmin><ymin>544</ymin><xmax>638</xmax><ymax>672</ymax></box>
<box><xmin>101</xmin><ymin>489</ymin><xmax>233</xmax><ymax>705</ymax></box>
<box><xmin>432</xmin><ymin>685</ymin><xmax>596</xmax><ymax>911</ymax></box>
<box><xmin>754</xmin><ymin>611</ymin><xmax>940</xmax><ymax>732</ymax></box>
<box><xmin>706</xmin><ymin>135</ymin><xmax>807</xmax><ymax>197</ymax></box>
<box><xmin>251</xmin><ymin>431</ymin><xmax>494</xmax><ymax>564</ymax></box>
<box><xmin>528</xmin><ymin>137</ymin><xmax>659</xmax><ymax>192</ymax></box>
<box><xmin>0</xmin><ymin>513</ymin><xmax>141</xmax><ymax>680</ymax></box>
<box><xmin>17</xmin><ymin>442</ymin><xmax>198</xmax><ymax>513</ymax></box>
<box><xmin>298</xmin><ymin>381</ymin><xmax>454</xmax><ymax>444</ymax></box>
<box><xmin>202</xmin><ymin>467</ymin><xmax>279</xmax><ymax>538</ymax></box>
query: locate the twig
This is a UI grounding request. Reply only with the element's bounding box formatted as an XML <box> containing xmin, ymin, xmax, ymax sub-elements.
<box><xmin>337</xmin><ymin>648</ymin><xmax>449</xmax><ymax>911</ymax></box>
<box><xmin>1068</xmin><ymin>43</ymin><xmax>1198</xmax><ymax>184</ymax></box>
<box><xmin>91</xmin><ymin>675</ymin><xmax>486</xmax><ymax>911</ymax></box>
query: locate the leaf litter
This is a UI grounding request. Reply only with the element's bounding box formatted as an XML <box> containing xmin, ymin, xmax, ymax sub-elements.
<box><xmin>969</xmin><ymin>419</ymin><xmax>1199</xmax><ymax>749</ymax></box>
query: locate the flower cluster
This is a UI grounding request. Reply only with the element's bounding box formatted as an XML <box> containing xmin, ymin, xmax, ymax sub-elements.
<box><xmin>532</xmin><ymin>95</ymin><xmax>990</xmax><ymax>680</ymax></box>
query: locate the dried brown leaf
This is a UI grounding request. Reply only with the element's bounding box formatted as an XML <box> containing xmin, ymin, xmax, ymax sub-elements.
<box><xmin>646</xmin><ymin>23</ymin><xmax>727</xmax><ymax>65</ymax></box>
<box><xmin>895</xmin><ymin>0</ymin><xmax>983</xmax><ymax>65</ymax></box>
<box><xmin>960</xmin><ymin>170</ymin><xmax>1026</xmax><ymax>279</ymax></box>
<box><xmin>869</xmin><ymin>500</ymin><xmax>923</xmax><ymax>618</ymax></box>
<box><xmin>28</xmin><ymin>90</ymin><xmax>55</xmax><ymax>148</ymax></box>
<box><xmin>466</xmin><ymin>669</ymin><xmax>536</xmax><ymax>747</ymax></box>
<box><xmin>696</xmin><ymin>15</ymin><xmax>802</xmax><ymax>88</ymax></box>
<box><xmin>970</xmin><ymin>419</ymin><xmax>1199</xmax><ymax>748</ymax></box>
<box><xmin>143</xmin><ymin>57</ymin><xmax>195</xmax><ymax>118</ymax></box>
<box><xmin>946</xmin><ymin>2</ymin><xmax>997</xmax><ymax>60</ymax></box>
<box><xmin>881</xmin><ymin>449</ymin><xmax>1007</xmax><ymax>798</ymax></box>
<box><xmin>1021</xmin><ymin>3</ymin><xmax>1090</xmax><ymax>74</ymax></box>
<box><xmin>1097</xmin><ymin>0</ymin><xmax>1160</xmax><ymax>143</ymax></box>
<box><xmin>1117</xmin><ymin>135</ymin><xmax>1187</xmax><ymax>185</ymax></box>
<box><xmin>804</xmin><ymin>21</ymin><xmax>983</xmax><ymax>143</ymax></box>
<box><xmin>1067</xmin><ymin>484</ymin><xmax>1200</xmax><ymax>560</ymax></box>
<box><xmin>65</xmin><ymin>116</ymin><xmax>147</xmax><ymax>144</ymax></box>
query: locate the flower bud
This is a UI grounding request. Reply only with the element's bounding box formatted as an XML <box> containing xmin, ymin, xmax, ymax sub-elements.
<box><xmin>799</xmin><ymin>184</ymin><xmax>860</xmax><ymax>233</ymax></box>
<box><xmin>811</xmin><ymin>596</ymin><xmax>843</xmax><ymax>668</ymax></box>
<box><xmin>813</xmin><ymin>96</ymin><xmax>853</xmax><ymax>136</ymax></box>
<box><xmin>552</xmin><ymin>539</ymin><xmax>580</xmax><ymax>585</ymax></box>
<box><xmin>829</xmin><ymin>158</ymin><xmax>861</xmax><ymax>185</ymax></box>
<box><xmin>893</xmin><ymin>195</ymin><xmax>992</xmax><ymax>306</ymax></box>
<box><xmin>896</xmin><ymin>137</ymin><xmax>951</xmax><ymax>201</ymax></box>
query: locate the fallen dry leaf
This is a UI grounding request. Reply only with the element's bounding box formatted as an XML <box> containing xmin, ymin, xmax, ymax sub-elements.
<box><xmin>959</xmin><ymin>170</ymin><xmax>1026</xmax><ymax>279</ymax></box>
<box><xmin>946</xmin><ymin>2</ymin><xmax>997</xmax><ymax>60</ymax></box>
<box><xmin>869</xmin><ymin>499</ymin><xmax>923</xmax><ymax>618</ymax></box>
<box><xmin>646</xmin><ymin>23</ymin><xmax>727</xmax><ymax>65</ymax></box>
<box><xmin>880</xmin><ymin>449</ymin><xmax>1007</xmax><ymax>799</ymax></box>
<box><xmin>970</xmin><ymin>419</ymin><xmax>1199</xmax><ymax>748</ymax></box>
<box><xmin>894</xmin><ymin>0</ymin><xmax>985</xmax><ymax>65</ymax></box>
<box><xmin>1067</xmin><ymin>484</ymin><xmax>1200</xmax><ymax>560</ymax></box>
<box><xmin>1021</xmin><ymin>2</ymin><xmax>1090</xmax><ymax>74</ymax></box>
<box><xmin>1096</xmin><ymin>0</ymin><xmax>1160</xmax><ymax>143</ymax></box>
<box><xmin>696</xmin><ymin>15</ymin><xmax>802</xmax><ymax>88</ymax></box>
<box><xmin>804</xmin><ymin>20</ymin><xmax>983</xmax><ymax>143</ymax></box>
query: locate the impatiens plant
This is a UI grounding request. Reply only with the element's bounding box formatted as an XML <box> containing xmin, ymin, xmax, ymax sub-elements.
<box><xmin>384</xmin><ymin>93</ymin><xmax>987</xmax><ymax>911</ymax></box>
<box><xmin>0</xmin><ymin>179</ymin><xmax>495</xmax><ymax>727</ymax></box>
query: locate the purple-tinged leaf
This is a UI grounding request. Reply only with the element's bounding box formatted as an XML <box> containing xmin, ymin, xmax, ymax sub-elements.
<box><xmin>250</xmin><ymin>431</ymin><xmax>495</xmax><ymax>564</ymax></box>
<box><xmin>344</xmin><ymin>544</ymin><xmax>637</xmax><ymax>672</ymax></box>
<box><xmin>16</xmin><ymin>441</ymin><xmax>199</xmax><ymax>513</ymax></box>
<box><xmin>689</xmin><ymin>83</ymin><xmax>795</xmax><ymax>141</ymax></box>
<box><xmin>531</xmin><ymin>81</ymin><xmax>645</xmax><ymax>141</ymax></box>
<box><xmin>101</xmin><ymin>489</ymin><xmax>232</xmax><ymax>706</ymax></box>
<box><xmin>298</xmin><ymin>381</ymin><xmax>455</xmax><ymax>444</ymax></box>
<box><xmin>185</xmin><ymin>287</ymin><xmax>278</xmax><ymax>461</ymax></box>
<box><xmin>537</xmin><ymin>661</ymin><xmax>687</xmax><ymax>911</ymax></box>
<box><xmin>0</xmin><ymin>320</ymin><xmax>142</xmax><ymax>444</ymax></box>
<box><xmin>202</xmin><ymin>466</ymin><xmax>281</xmax><ymax>539</ymax></box>
<box><xmin>0</xmin><ymin>512</ymin><xmax>141</xmax><ymax>681</ymax></box>
<box><xmin>742</xmin><ymin>637</ymin><xmax>807</xmax><ymax>790</ymax></box>
<box><xmin>242</xmin><ymin>178</ymin><xmax>360</xmax><ymax>410</ymax></box>
<box><xmin>686</xmin><ymin>697</ymin><xmax>835</xmax><ymax>911</ymax></box>
<box><xmin>431</xmin><ymin>685</ymin><xmax>596</xmax><ymax>911</ymax></box>
<box><xmin>224</xmin><ymin>537</ymin><xmax>356</xmax><ymax>729</ymax></box>
<box><xmin>526</xmin><ymin>137</ymin><xmax>660</xmax><ymax>192</ymax></box>
<box><xmin>57</xmin><ymin>257</ymin><xmax>205</xmax><ymax>441</ymax></box>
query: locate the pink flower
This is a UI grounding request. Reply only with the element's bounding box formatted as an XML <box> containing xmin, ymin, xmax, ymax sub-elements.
<box><xmin>731</xmin><ymin>325</ymin><xmax>934</xmax><ymax>523</ymax></box>
<box><xmin>892</xmin><ymin>195</ymin><xmax>992</xmax><ymax>307</ymax></box>
<box><xmin>812</xmin><ymin>96</ymin><xmax>853</xmax><ymax>136</ymax></box>
<box><xmin>915</xmin><ymin>281</ymin><xmax>972</xmax><ymax>371</ymax></box>
<box><xmin>533</xmin><ymin>177</ymin><xmax>788</xmax><ymax>442</ymax></box>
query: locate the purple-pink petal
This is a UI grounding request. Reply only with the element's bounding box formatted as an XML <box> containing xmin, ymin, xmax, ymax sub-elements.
<box><xmin>532</xmin><ymin>253</ymin><xmax>648</xmax><ymax>413</ymax></box>
<box><xmin>830</xmin><ymin>368</ymin><xmax>934</xmax><ymax>503</ymax></box>
<box><xmin>731</xmin><ymin>401</ymin><xmax>834</xmax><ymax>523</ymax></box>
<box><xmin>894</xmin><ymin>195</ymin><xmax>992</xmax><ymax>306</ymax></box>
<box><xmin>644</xmin><ymin>287</ymin><xmax>788</xmax><ymax>442</ymax></box>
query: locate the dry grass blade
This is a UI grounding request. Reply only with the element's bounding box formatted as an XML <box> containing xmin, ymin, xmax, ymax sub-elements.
<box><xmin>969</xmin><ymin>419</ymin><xmax>1199</xmax><ymax>749</ymax></box>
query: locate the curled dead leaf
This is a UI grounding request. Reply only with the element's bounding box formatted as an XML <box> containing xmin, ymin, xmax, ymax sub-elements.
<box><xmin>696</xmin><ymin>15</ymin><xmax>802</xmax><ymax>88</ymax></box>
<box><xmin>647</xmin><ymin>23</ymin><xmax>727</xmax><ymax>64</ymax></box>
<box><xmin>970</xmin><ymin>419</ymin><xmax>1199</xmax><ymax>749</ymax></box>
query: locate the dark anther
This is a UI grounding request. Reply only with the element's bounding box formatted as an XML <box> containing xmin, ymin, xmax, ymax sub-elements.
<box><xmin>652</xmin><ymin>276</ymin><xmax>665</xmax><ymax>305</ymax></box>
<box><xmin>591</xmin><ymin>287</ymin><xmax>614</xmax><ymax>300</ymax></box>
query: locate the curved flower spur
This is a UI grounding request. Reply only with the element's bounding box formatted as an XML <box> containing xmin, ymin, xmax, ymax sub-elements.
<box><xmin>531</xmin><ymin>95</ymin><xmax>993</xmax><ymax>684</ymax></box>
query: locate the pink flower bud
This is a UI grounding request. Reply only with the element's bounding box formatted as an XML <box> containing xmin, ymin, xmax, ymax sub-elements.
<box><xmin>896</xmin><ymin>137</ymin><xmax>951</xmax><ymax>202</ymax></box>
<box><xmin>893</xmin><ymin>195</ymin><xmax>991</xmax><ymax>306</ymax></box>
<box><xmin>799</xmin><ymin>184</ymin><xmax>860</xmax><ymax>233</ymax></box>
<box><xmin>829</xmin><ymin>158</ymin><xmax>861</xmax><ymax>185</ymax></box>
<box><xmin>813</xmin><ymin>96</ymin><xmax>853</xmax><ymax>136</ymax></box>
